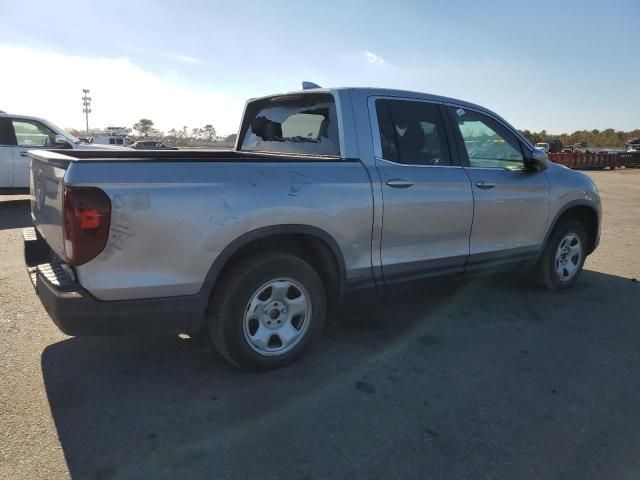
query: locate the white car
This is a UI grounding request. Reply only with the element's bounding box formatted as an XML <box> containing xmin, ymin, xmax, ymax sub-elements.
<box><xmin>0</xmin><ymin>111</ymin><xmax>129</xmax><ymax>189</ymax></box>
<box><xmin>535</xmin><ymin>142</ymin><xmax>550</xmax><ymax>153</ymax></box>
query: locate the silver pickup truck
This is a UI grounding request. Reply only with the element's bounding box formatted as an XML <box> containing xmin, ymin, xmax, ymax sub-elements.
<box><xmin>24</xmin><ymin>86</ymin><xmax>601</xmax><ymax>370</ymax></box>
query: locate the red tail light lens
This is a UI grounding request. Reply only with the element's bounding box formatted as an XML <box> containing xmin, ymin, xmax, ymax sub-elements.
<box><xmin>63</xmin><ymin>186</ymin><xmax>111</xmax><ymax>266</ymax></box>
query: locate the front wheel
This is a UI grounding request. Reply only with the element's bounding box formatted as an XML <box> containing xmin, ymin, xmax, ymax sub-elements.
<box><xmin>535</xmin><ymin>220</ymin><xmax>588</xmax><ymax>290</ymax></box>
<box><xmin>208</xmin><ymin>253</ymin><xmax>326</xmax><ymax>371</ymax></box>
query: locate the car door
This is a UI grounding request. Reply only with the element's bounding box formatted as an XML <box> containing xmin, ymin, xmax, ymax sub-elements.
<box><xmin>371</xmin><ymin>98</ymin><xmax>474</xmax><ymax>284</ymax></box>
<box><xmin>0</xmin><ymin>118</ymin><xmax>17</xmax><ymax>188</ymax></box>
<box><xmin>446</xmin><ymin>106</ymin><xmax>550</xmax><ymax>270</ymax></box>
<box><xmin>10</xmin><ymin>118</ymin><xmax>58</xmax><ymax>189</ymax></box>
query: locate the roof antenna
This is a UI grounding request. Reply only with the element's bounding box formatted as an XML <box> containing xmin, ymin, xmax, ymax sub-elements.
<box><xmin>302</xmin><ymin>81</ymin><xmax>322</xmax><ymax>90</ymax></box>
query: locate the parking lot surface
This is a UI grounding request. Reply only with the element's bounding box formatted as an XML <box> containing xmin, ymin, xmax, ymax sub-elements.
<box><xmin>1</xmin><ymin>170</ymin><xmax>639</xmax><ymax>480</ymax></box>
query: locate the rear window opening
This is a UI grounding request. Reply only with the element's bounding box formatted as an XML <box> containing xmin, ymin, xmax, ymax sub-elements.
<box><xmin>239</xmin><ymin>93</ymin><xmax>340</xmax><ymax>157</ymax></box>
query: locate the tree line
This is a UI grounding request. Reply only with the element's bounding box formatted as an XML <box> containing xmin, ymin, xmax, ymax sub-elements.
<box><xmin>131</xmin><ymin>119</ymin><xmax>237</xmax><ymax>146</ymax></box>
<box><xmin>72</xmin><ymin>117</ymin><xmax>639</xmax><ymax>149</ymax></box>
<box><xmin>520</xmin><ymin>129</ymin><xmax>640</xmax><ymax>148</ymax></box>
<box><xmin>68</xmin><ymin>118</ymin><xmax>237</xmax><ymax>146</ymax></box>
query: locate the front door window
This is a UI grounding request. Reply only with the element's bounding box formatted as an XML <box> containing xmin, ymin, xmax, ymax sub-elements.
<box><xmin>11</xmin><ymin>119</ymin><xmax>57</xmax><ymax>147</ymax></box>
<box><xmin>451</xmin><ymin>108</ymin><xmax>524</xmax><ymax>170</ymax></box>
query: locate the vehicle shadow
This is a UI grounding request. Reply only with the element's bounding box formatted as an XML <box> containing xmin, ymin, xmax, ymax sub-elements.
<box><xmin>0</xmin><ymin>197</ymin><xmax>31</xmax><ymax>230</ymax></box>
<box><xmin>42</xmin><ymin>270</ymin><xmax>640</xmax><ymax>480</ymax></box>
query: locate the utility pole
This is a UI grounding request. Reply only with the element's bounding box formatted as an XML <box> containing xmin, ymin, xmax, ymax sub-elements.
<box><xmin>82</xmin><ymin>89</ymin><xmax>92</xmax><ymax>134</ymax></box>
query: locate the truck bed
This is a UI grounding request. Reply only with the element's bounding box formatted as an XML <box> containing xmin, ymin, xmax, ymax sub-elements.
<box><xmin>27</xmin><ymin>146</ymin><xmax>372</xmax><ymax>302</ymax></box>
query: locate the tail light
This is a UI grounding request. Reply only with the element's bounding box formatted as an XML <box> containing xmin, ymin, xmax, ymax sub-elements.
<box><xmin>63</xmin><ymin>186</ymin><xmax>111</xmax><ymax>266</ymax></box>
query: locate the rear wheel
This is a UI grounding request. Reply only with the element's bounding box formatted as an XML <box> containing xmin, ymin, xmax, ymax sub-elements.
<box><xmin>208</xmin><ymin>253</ymin><xmax>326</xmax><ymax>371</ymax></box>
<box><xmin>535</xmin><ymin>220</ymin><xmax>588</xmax><ymax>290</ymax></box>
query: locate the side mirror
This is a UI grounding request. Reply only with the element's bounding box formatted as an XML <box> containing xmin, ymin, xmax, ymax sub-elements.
<box><xmin>525</xmin><ymin>148</ymin><xmax>548</xmax><ymax>172</ymax></box>
<box><xmin>54</xmin><ymin>134</ymin><xmax>71</xmax><ymax>148</ymax></box>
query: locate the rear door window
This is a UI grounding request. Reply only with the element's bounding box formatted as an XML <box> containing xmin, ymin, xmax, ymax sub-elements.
<box><xmin>240</xmin><ymin>93</ymin><xmax>340</xmax><ymax>156</ymax></box>
<box><xmin>375</xmin><ymin>99</ymin><xmax>451</xmax><ymax>166</ymax></box>
<box><xmin>0</xmin><ymin>118</ymin><xmax>17</xmax><ymax>145</ymax></box>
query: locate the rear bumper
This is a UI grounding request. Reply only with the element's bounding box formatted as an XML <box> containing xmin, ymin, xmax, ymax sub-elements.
<box><xmin>23</xmin><ymin>228</ymin><xmax>206</xmax><ymax>336</ymax></box>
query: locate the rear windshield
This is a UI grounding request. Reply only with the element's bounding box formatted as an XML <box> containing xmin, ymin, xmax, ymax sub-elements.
<box><xmin>239</xmin><ymin>93</ymin><xmax>340</xmax><ymax>156</ymax></box>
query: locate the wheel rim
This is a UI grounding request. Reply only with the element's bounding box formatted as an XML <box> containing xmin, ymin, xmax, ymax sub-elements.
<box><xmin>554</xmin><ymin>232</ymin><xmax>582</xmax><ymax>282</ymax></box>
<box><xmin>243</xmin><ymin>278</ymin><xmax>312</xmax><ymax>356</ymax></box>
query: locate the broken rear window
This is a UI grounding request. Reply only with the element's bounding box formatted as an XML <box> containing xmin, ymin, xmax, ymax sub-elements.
<box><xmin>239</xmin><ymin>93</ymin><xmax>340</xmax><ymax>156</ymax></box>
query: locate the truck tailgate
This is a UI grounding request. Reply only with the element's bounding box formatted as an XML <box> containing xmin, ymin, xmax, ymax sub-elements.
<box><xmin>30</xmin><ymin>155</ymin><xmax>68</xmax><ymax>260</ymax></box>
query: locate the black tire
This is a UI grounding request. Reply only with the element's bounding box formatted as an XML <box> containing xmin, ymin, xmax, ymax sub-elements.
<box><xmin>535</xmin><ymin>219</ymin><xmax>588</xmax><ymax>290</ymax></box>
<box><xmin>208</xmin><ymin>252</ymin><xmax>326</xmax><ymax>371</ymax></box>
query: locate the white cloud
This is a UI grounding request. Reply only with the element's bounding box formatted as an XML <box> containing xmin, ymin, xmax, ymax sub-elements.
<box><xmin>0</xmin><ymin>44</ymin><xmax>243</xmax><ymax>134</ymax></box>
<box><xmin>364</xmin><ymin>51</ymin><xmax>385</xmax><ymax>66</ymax></box>
<box><xmin>165</xmin><ymin>53</ymin><xmax>204</xmax><ymax>65</ymax></box>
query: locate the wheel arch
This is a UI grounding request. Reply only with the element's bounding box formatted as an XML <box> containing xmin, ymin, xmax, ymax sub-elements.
<box><xmin>194</xmin><ymin>225</ymin><xmax>347</xmax><ymax>331</ymax></box>
<box><xmin>542</xmin><ymin>201</ymin><xmax>600</xmax><ymax>256</ymax></box>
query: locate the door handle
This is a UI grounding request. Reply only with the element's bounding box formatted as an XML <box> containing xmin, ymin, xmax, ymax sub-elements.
<box><xmin>20</xmin><ymin>151</ymin><xmax>30</xmax><ymax>157</ymax></box>
<box><xmin>475</xmin><ymin>181</ymin><xmax>496</xmax><ymax>190</ymax></box>
<box><xmin>386</xmin><ymin>178</ymin><xmax>415</xmax><ymax>189</ymax></box>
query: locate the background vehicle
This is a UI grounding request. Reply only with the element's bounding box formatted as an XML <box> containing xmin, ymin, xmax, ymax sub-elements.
<box><xmin>130</xmin><ymin>140</ymin><xmax>178</xmax><ymax>150</ymax></box>
<box><xmin>88</xmin><ymin>136</ymin><xmax>132</xmax><ymax>146</ymax></box>
<box><xmin>627</xmin><ymin>138</ymin><xmax>640</xmax><ymax>152</ymax></box>
<box><xmin>24</xmin><ymin>86</ymin><xmax>601</xmax><ymax>370</ymax></box>
<box><xmin>0</xmin><ymin>112</ymin><xmax>129</xmax><ymax>189</ymax></box>
<box><xmin>573</xmin><ymin>142</ymin><xmax>589</xmax><ymax>153</ymax></box>
<box><xmin>547</xmin><ymin>139</ymin><xmax>563</xmax><ymax>153</ymax></box>
<box><xmin>87</xmin><ymin>127</ymin><xmax>133</xmax><ymax>146</ymax></box>
<box><xmin>535</xmin><ymin>142</ymin><xmax>550</xmax><ymax>153</ymax></box>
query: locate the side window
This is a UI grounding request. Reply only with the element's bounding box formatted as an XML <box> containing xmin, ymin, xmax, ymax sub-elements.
<box><xmin>0</xmin><ymin>118</ymin><xmax>17</xmax><ymax>145</ymax></box>
<box><xmin>375</xmin><ymin>100</ymin><xmax>399</xmax><ymax>162</ymax></box>
<box><xmin>11</xmin><ymin>119</ymin><xmax>56</xmax><ymax>147</ymax></box>
<box><xmin>375</xmin><ymin>99</ymin><xmax>450</xmax><ymax>166</ymax></box>
<box><xmin>450</xmin><ymin>108</ymin><xmax>523</xmax><ymax>170</ymax></box>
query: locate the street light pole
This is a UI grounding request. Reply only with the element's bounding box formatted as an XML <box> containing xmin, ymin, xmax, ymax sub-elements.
<box><xmin>82</xmin><ymin>89</ymin><xmax>92</xmax><ymax>134</ymax></box>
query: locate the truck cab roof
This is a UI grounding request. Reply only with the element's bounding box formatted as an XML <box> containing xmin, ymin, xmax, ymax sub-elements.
<box><xmin>244</xmin><ymin>86</ymin><xmax>532</xmax><ymax>157</ymax></box>
<box><xmin>0</xmin><ymin>111</ymin><xmax>58</xmax><ymax>123</ymax></box>
<box><xmin>254</xmin><ymin>87</ymin><xmax>494</xmax><ymax>115</ymax></box>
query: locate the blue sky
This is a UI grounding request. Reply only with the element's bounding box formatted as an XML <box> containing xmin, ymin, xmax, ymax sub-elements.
<box><xmin>0</xmin><ymin>0</ymin><xmax>637</xmax><ymax>134</ymax></box>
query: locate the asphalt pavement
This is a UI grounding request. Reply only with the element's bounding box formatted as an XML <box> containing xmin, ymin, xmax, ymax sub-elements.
<box><xmin>1</xmin><ymin>170</ymin><xmax>639</xmax><ymax>480</ymax></box>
